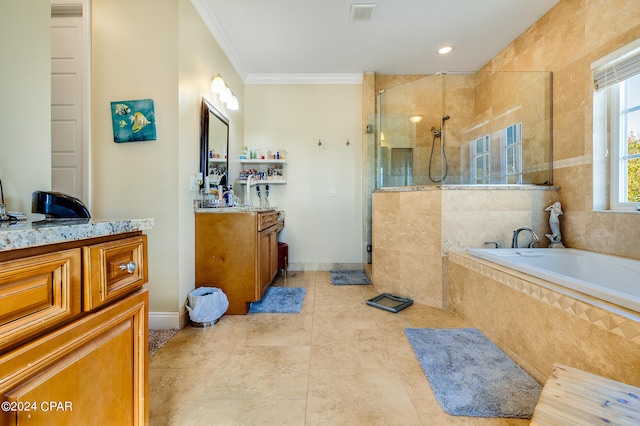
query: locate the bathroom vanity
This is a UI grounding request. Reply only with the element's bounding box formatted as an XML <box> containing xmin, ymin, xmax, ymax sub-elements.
<box><xmin>0</xmin><ymin>218</ymin><xmax>152</xmax><ymax>425</ymax></box>
<box><xmin>195</xmin><ymin>207</ymin><xmax>282</xmax><ymax>314</ymax></box>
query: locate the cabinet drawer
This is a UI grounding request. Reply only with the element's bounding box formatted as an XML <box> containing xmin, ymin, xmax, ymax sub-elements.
<box><xmin>0</xmin><ymin>249</ymin><xmax>81</xmax><ymax>352</ymax></box>
<box><xmin>257</xmin><ymin>211</ymin><xmax>277</xmax><ymax>231</ymax></box>
<box><xmin>83</xmin><ymin>235</ymin><xmax>148</xmax><ymax>310</ymax></box>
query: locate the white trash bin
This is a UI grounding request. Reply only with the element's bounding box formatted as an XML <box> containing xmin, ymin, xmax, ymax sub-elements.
<box><xmin>185</xmin><ymin>287</ymin><xmax>229</xmax><ymax>327</ymax></box>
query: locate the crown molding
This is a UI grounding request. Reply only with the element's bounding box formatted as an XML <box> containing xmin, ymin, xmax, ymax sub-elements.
<box><xmin>191</xmin><ymin>0</ymin><xmax>248</xmax><ymax>81</ymax></box>
<box><xmin>246</xmin><ymin>73</ymin><xmax>363</xmax><ymax>85</ymax></box>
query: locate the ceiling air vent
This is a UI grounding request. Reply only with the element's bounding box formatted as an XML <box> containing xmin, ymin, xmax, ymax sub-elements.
<box><xmin>350</xmin><ymin>4</ymin><xmax>377</xmax><ymax>22</ymax></box>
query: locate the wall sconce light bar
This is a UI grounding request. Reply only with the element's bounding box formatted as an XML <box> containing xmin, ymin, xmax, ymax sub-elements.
<box><xmin>210</xmin><ymin>74</ymin><xmax>239</xmax><ymax>111</ymax></box>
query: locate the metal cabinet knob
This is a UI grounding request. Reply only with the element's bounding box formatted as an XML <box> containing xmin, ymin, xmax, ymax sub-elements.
<box><xmin>120</xmin><ymin>261</ymin><xmax>137</xmax><ymax>274</ymax></box>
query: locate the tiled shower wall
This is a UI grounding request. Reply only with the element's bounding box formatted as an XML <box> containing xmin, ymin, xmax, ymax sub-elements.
<box><xmin>480</xmin><ymin>0</ymin><xmax>640</xmax><ymax>259</ymax></box>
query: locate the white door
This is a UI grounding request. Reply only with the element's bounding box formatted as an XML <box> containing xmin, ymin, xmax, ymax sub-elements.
<box><xmin>51</xmin><ymin>8</ymin><xmax>85</xmax><ymax>199</ymax></box>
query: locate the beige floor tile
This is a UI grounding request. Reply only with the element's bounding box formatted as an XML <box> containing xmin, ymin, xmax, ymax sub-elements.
<box><xmin>306</xmin><ymin>368</ymin><xmax>422</xmax><ymax>425</ymax></box>
<box><xmin>149</xmin><ymin>270</ymin><xmax>537</xmax><ymax>425</ymax></box>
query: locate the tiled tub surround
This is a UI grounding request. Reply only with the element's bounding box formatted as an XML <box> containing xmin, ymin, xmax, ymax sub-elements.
<box><xmin>448</xmin><ymin>251</ymin><xmax>640</xmax><ymax>387</ymax></box>
<box><xmin>468</xmin><ymin>248</ymin><xmax>640</xmax><ymax>312</ymax></box>
<box><xmin>371</xmin><ymin>185</ymin><xmax>558</xmax><ymax>308</ymax></box>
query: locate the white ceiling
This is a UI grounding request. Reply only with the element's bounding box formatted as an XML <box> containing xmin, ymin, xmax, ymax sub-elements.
<box><xmin>193</xmin><ymin>0</ymin><xmax>560</xmax><ymax>83</ymax></box>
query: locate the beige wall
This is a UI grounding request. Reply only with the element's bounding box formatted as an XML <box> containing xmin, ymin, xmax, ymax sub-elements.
<box><xmin>177</xmin><ymin>0</ymin><xmax>244</xmax><ymax>322</ymax></box>
<box><xmin>244</xmin><ymin>84</ymin><xmax>363</xmax><ymax>267</ymax></box>
<box><xmin>92</xmin><ymin>0</ymin><xmax>179</xmax><ymax>314</ymax></box>
<box><xmin>92</xmin><ymin>0</ymin><xmax>243</xmax><ymax>320</ymax></box>
<box><xmin>483</xmin><ymin>0</ymin><xmax>640</xmax><ymax>259</ymax></box>
<box><xmin>0</xmin><ymin>0</ymin><xmax>51</xmax><ymax>215</ymax></box>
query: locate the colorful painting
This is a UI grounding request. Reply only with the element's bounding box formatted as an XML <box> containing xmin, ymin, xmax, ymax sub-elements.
<box><xmin>110</xmin><ymin>99</ymin><xmax>156</xmax><ymax>143</ymax></box>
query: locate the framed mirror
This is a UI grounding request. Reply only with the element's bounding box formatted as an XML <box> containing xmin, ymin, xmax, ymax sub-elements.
<box><xmin>200</xmin><ymin>97</ymin><xmax>229</xmax><ymax>191</ymax></box>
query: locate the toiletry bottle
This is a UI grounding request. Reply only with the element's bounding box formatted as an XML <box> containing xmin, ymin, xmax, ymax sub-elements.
<box><xmin>226</xmin><ymin>187</ymin><xmax>234</xmax><ymax>207</ymax></box>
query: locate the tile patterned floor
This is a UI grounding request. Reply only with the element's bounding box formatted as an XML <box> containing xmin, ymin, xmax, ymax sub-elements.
<box><xmin>149</xmin><ymin>271</ymin><xmax>530</xmax><ymax>425</ymax></box>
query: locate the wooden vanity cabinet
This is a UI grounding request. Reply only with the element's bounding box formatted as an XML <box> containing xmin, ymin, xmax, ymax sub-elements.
<box><xmin>0</xmin><ymin>231</ymin><xmax>149</xmax><ymax>425</ymax></box>
<box><xmin>195</xmin><ymin>210</ymin><xmax>279</xmax><ymax>314</ymax></box>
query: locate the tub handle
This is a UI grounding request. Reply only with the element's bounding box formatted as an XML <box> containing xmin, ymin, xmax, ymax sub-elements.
<box><xmin>484</xmin><ymin>241</ymin><xmax>502</xmax><ymax>248</ymax></box>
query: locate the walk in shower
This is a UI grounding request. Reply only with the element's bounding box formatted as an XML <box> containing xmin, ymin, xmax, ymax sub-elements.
<box><xmin>375</xmin><ymin>72</ymin><xmax>553</xmax><ymax>187</ymax></box>
<box><xmin>362</xmin><ymin>71</ymin><xmax>553</xmax><ymax>265</ymax></box>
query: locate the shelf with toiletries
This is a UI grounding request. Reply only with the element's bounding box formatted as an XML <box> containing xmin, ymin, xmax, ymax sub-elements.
<box><xmin>208</xmin><ymin>158</ymin><xmax>227</xmax><ymax>164</ymax></box>
<box><xmin>239</xmin><ymin>159</ymin><xmax>287</xmax><ymax>185</ymax></box>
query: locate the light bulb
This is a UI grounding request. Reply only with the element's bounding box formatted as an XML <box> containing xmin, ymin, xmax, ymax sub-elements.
<box><xmin>219</xmin><ymin>86</ymin><xmax>232</xmax><ymax>103</ymax></box>
<box><xmin>226</xmin><ymin>94</ymin><xmax>239</xmax><ymax>111</ymax></box>
<box><xmin>211</xmin><ymin>75</ymin><xmax>225</xmax><ymax>94</ymax></box>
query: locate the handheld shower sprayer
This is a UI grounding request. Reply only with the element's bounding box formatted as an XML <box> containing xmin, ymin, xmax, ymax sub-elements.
<box><xmin>429</xmin><ymin>114</ymin><xmax>451</xmax><ymax>182</ymax></box>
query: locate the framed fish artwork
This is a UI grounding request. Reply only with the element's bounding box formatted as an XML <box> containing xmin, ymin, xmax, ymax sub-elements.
<box><xmin>110</xmin><ymin>98</ymin><xmax>156</xmax><ymax>143</ymax></box>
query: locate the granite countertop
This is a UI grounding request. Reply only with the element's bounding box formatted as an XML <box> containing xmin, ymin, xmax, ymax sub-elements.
<box><xmin>194</xmin><ymin>206</ymin><xmax>285</xmax><ymax>220</ymax></box>
<box><xmin>0</xmin><ymin>218</ymin><xmax>154</xmax><ymax>252</ymax></box>
<box><xmin>194</xmin><ymin>206</ymin><xmax>277</xmax><ymax>213</ymax></box>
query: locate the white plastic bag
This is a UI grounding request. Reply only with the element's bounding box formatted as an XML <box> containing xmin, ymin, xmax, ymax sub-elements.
<box><xmin>185</xmin><ymin>287</ymin><xmax>228</xmax><ymax>323</ymax></box>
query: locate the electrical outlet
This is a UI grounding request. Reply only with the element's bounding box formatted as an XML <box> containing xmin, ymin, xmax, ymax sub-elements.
<box><xmin>190</xmin><ymin>173</ymin><xmax>203</xmax><ymax>192</ymax></box>
<box><xmin>329</xmin><ymin>187</ymin><xmax>337</xmax><ymax>197</ymax></box>
<box><xmin>189</xmin><ymin>176</ymin><xmax>198</xmax><ymax>192</ymax></box>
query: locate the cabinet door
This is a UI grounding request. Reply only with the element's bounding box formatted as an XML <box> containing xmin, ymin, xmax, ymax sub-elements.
<box><xmin>269</xmin><ymin>229</ymin><xmax>278</xmax><ymax>282</ymax></box>
<box><xmin>0</xmin><ymin>289</ymin><xmax>148</xmax><ymax>425</ymax></box>
<box><xmin>83</xmin><ymin>235</ymin><xmax>148</xmax><ymax>310</ymax></box>
<box><xmin>0</xmin><ymin>249</ymin><xmax>81</xmax><ymax>353</ymax></box>
<box><xmin>258</xmin><ymin>225</ymin><xmax>278</xmax><ymax>297</ymax></box>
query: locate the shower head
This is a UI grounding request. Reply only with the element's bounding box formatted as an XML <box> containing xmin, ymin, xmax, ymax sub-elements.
<box><xmin>442</xmin><ymin>115</ymin><xmax>450</xmax><ymax>121</ymax></box>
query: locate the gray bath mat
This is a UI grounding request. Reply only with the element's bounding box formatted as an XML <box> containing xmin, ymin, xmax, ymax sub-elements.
<box><xmin>405</xmin><ymin>327</ymin><xmax>542</xmax><ymax>418</ymax></box>
<box><xmin>249</xmin><ymin>286</ymin><xmax>305</xmax><ymax>313</ymax></box>
<box><xmin>330</xmin><ymin>270</ymin><xmax>371</xmax><ymax>285</ymax></box>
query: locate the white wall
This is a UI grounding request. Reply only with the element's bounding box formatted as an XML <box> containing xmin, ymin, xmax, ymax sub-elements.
<box><xmin>245</xmin><ymin>84</ymin><xmax>364</xmax><ymax>268</ymax></box>
<box><xmin>0</xmin><ymin>0</ymin><xmax>51</xmax><ymax>215</ymax></box>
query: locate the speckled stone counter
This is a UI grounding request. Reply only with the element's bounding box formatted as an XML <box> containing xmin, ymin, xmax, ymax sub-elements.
<box><xmin>195</xmin><ymin>206</ymin><xmax>284</xmax><ymax>221</ymax></box>
<box><xmin>0</xmin><ymin>218</ymin><xmax>154</xmax><ymax>252</ymax></box>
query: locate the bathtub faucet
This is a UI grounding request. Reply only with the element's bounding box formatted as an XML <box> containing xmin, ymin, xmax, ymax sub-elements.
<box><xmin>512</xmin><ymin>227</ymin><xmax>540</xmax><ymax>248</ymax></box>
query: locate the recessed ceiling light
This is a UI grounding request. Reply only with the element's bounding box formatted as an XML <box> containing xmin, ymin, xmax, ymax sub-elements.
<box><xmin>438</xmin><ymin>46</ymin><xmax>454</xmax><ymax>55</ymax></box>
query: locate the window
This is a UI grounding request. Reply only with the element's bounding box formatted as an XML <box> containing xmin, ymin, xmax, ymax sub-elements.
<box><xmin>501</xmin><ymin>123</ymin><xmax>522</xmax><ymax>184</ymax></box>
<box><xmin>593</xmin><ymin>39</ymin><xmax>640</xmax><ymax>210</ymax></box>
<box><xmin>470</xmin><ymin>135</ymin><xmax>490</xmax><ymax>184</ymax></box>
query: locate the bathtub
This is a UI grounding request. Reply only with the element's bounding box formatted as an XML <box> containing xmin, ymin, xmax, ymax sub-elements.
<box><xmin>467</xmin><ymin>248</ymin><xmax>640</xmax><ymax>313</ymax></box>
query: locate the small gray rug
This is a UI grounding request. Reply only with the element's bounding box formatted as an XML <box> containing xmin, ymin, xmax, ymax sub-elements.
<box><xmin>330</xmin><ymin>270</ymin><xmax>371</xmax><ymax>285</ymax></box>
<box><xmin>249</xmin><ymin>287</ymin><xmax>306</xmax><ymax>313</ymax></box>
<box><xmin>405</xmin><ymin>327</ymin><xmax>542</xmax><ymax>418</ymax></box>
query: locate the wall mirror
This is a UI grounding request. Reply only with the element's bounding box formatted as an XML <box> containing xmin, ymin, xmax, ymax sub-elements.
<box><xmin>200</xmin><ymin>97</ymin><xmax>229</xmax><ymax>190</ymax></box>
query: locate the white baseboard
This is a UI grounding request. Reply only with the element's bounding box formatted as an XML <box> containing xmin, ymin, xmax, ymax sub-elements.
<box><xmin>288</xmin><ymin>262</ymin><xmax>364</xmax><ymax>271</ymax></box>
<box><xmin>148</xmin><ymin>312</ymin><xmax>181</xmax><ymax>330</ymax></box>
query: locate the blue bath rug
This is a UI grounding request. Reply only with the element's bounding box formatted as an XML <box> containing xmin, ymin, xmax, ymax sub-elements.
<box><xmin>248</xmin><ymin>287</ymin><xmax>305</xmax><ymax>314</ymax></box>
<box><xmin>405</xmin><ymin>327</ymin><xmax>542</xmax><ymax>418</ymax></box>
<box><xmin>330</xmin><ymin>270</ymin><xmax>371</xmax><ymax>285</ymax></box>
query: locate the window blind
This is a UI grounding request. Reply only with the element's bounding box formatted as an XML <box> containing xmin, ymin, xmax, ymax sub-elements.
<box><xmin>593</xmin><ymin>47</ymin><xmax>640</xmax><ymax>91</ymax></box>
